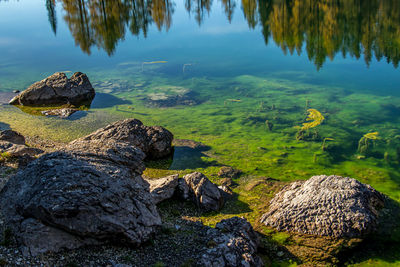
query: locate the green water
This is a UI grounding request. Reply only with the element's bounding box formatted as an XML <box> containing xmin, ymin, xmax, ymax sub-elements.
<box><xmin>1</xmin><ymin>0</ymin><xmax>400</xmax><ymax>263</ymax></box>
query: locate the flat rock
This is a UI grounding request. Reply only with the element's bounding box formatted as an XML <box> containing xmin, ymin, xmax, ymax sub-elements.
<box><xmin>146</xmin><ymin>174</ymin><xmax>179</xmax><ymax>204</ymax></box>
<box><xmin>183</xmin><ymin>172</ymin><xmax>224</xmax><ymax>211</ymax></box>
<box><xmin>260</xmin><ymin>175</ymin><xmax>384</xmax><ymax>238</ymax></box>
<box><xmin>41</xmin><ymin>108</ymin><xmax>78</xmax><ymax>118</ymax></box>
<box><xmin>9</xmin><ymin>72</ymin><xmax>95</xmax><ymax>106</ymax></box>
<box><xmin>70</xmin><ymin>119</ymin><xmax>173</xmax><ymax>159</ymax></box>
<box><xmin>201</xmin><ymin>217</ymin><xmax>263</xmax><ymax>267</ymax></box>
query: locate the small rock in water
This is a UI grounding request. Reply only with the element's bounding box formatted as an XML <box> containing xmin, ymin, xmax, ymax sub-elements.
<box><xmin>13</xmin><ymin>90</ymin><xmax>20</xmax><ymax>94</ymax></box>
<box><xmin>41</xmin><ymin>108</ymin><xmax>78</xmax><ymax>118</ymax></box>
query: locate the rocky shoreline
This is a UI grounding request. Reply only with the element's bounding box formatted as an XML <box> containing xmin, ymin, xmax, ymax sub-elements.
<box><xmin>0</xmin><ymin>73</ymin><xmax>398</xmax><ymax>266</ymax></box>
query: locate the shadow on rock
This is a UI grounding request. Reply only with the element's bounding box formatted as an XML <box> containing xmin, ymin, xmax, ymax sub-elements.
<box><xmin>337</xmin><ymin>196</ymin><xmax>400</xmax><ymax>265</ymax></box>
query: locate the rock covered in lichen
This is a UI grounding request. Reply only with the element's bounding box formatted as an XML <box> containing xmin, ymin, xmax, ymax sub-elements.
<box><xmin>260</xmin><ymin>175</ymin><xmax>384</xmax><ymax>238</ymax></box>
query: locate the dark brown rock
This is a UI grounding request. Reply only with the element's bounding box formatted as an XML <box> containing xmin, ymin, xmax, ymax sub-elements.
<box><xmin>260</xmin><ymin>175</ymin><xmax>384</xmax><ymax>238</ymax></box>
<box><xmin>218</xmin><ymin>166</ymin><xmax>242</xmax><ymax>178</ymax></box>
<box><xmin>9</xmin><ymin>72</ymin><xmax>95</xmax><ymax>106</ymax></box>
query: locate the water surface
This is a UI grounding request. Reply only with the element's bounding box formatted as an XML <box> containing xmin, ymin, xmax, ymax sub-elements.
<box><xmin>0</xmin><ymin>0</ymin><xmax>400</xmax><ymax>201</ymax></box>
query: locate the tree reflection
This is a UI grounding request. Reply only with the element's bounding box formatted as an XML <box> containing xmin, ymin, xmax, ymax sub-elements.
<box><xmin>46</xmin><ymin>0</ymin><xmax>57</xmax><ymax>35</ymax></box>
<box><xmin>60</xmin><ymin>0</ymin><xmax>174</xmax><ymax>55</ymax></box>
<box><xmin>258</xmin><ymin>0</ymin><xmax>400</xmax><ymax>69</ymax></box>
<box><xmin>47</xmin><ymin>0</ymin><xmax>400</xmax><ymax>68</ymax></box>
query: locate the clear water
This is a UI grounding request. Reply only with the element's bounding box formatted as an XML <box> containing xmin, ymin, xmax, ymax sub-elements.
<box><xmin>0</xmin><ymin>0</ymin><xmax>400</xmax><ymax>201</ymax></box>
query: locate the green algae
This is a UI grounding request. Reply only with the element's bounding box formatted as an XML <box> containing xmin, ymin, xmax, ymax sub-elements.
<box><xmin>1</xmin><ymin>68</ymin><xmax>400</xmax><ymax>265</ymax></box>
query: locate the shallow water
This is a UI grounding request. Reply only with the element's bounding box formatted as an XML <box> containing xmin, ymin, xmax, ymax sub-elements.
<box><xmin>0</xmin><ymin>0</ymin><xmax>400</xmax><ymax>203</ymax></box>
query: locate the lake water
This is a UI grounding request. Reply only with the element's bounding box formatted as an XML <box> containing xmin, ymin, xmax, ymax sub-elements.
<box><xmin>0</xmin><ymin>0</ymin><xmax>400</xmax><ymax>201</ymax></box>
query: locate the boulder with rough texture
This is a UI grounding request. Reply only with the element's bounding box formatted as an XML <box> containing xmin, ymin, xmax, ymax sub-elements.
<box><xmin>70</xmin><ymin>119</ymin><xmax>173</xmax><ymax>159</ymax></box>
<box><xmin>183</xmin><ymin>172</ymin><xmax>224</xmax><ymax>211</ymax></box>
<box><xmin>201</xmin><ymin>217</ymin><xmax>263</xmax><ymax>267</ymax></box>
<box><xmin>146</xmin><ymin>174</ymin><xmax>179</xmax><ymax>204</ymax></box>
<box><xmin>9</xmin><ymin>72</ymin><xmax>95</xmax><ymax>106</ymax></box>
<box><xmin>260</xmin><ymin>175</ymin><xmax>384</xmax><ymax>238</ymax></box>
<box><xmin>0</xmin><ymin>139</ymin><xmax>161</xmax><ymax>256</ymax></box>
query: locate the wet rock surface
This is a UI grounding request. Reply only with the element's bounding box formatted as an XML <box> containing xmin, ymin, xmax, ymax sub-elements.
<box><xmin>260</xmin><ymin>175</ymin><xmax>385</xmax><ymax>238</ymax></box>
<box><xmin>183</xmin><ymin>172</ymin><xmax>224</xmax><ymax>211</ymax></box>
<box><xmin>70</xmin><ymin>119</ymin><xmax>173</xmax><ymax>159</ymax></box>
<box><xmin>9</xmin><ymin>72</ymin><xmax>95</xmax><ymax>106</ymax></box>
<box><xmin>201</xmin><ymin>217</ymin><xmax>263</xmax><ymax>267</ymax></box>
<box><xmin>41</xmin><ymin>108</ymin><xmax>78</xmax><ymax>118</ymax></box>
<box><xmin>0</xmin><ymin>139</ymin><xmax>161</xmax><ymax>256</ymax></box>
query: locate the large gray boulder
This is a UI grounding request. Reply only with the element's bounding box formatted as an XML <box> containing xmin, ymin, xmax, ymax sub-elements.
<box><xmin>260</xmin><ymin>175</ymin><xmax>384</xmax><ymax>238</ymax></box>
<box><xmin>70</xmin><ymin>119</ymin><xmax>173</xmax><ymax>159</ymax></box>
<box><xmin>183</xmin><ymin>172</ymin><xmax>224</xmax><ymax>211</ymax></box>
<box><xmin>201</xmin><ymin>217</ymin><xmax>263</xmax><ymax>267</ymax></box>
<box><xmin>0</xmin><ymin>139</ymin><xmax>161</xmax><ymax>256</ymax></box>
<box><xmin>9</xmin><ymin>72</ymin><xmax>95</xmax><ymax>106</ymax></box>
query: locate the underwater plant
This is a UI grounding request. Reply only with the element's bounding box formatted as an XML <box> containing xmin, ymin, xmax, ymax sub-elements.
<box><xmin>296</xmin><ymin>109</ymin><xmax>324</xmax><ymax>141</ymax></box>
<box><xmin>265</xmin><ymin>120</ymin><xmax>273</xmax><ymax>131</ymax></box>
<box><xmin>302</xmin><ymin>109</ymin><xmax>325</xmax><ymax>130</ymax></box>
<box><xmin>358</xmin><ymin>132</ymin><xmax>380</xmax><ymax>154</ymax></box>
<box><xmin>321</xmin><ymin>137</ymin><xmax>334</xmax><ymax>151</ymax></box>
<box><xmin>182</xmin><ymin>63</ymin><xmax>193</xmax><ymax>73</ymax></box>
<box><xmin>141</xmin><ymin>61</ymin><xmax>167</xmax><ymax>71</ymax></box>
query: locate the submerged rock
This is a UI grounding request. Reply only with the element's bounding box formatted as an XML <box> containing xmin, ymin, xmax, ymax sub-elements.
<box><xmin>9</xmin><ymin>72</ymin><xmax>95</xmax><ymax>106</ymax></box>
<box><xmin>183</xmin><ymin>172</ymin><xmax>224</xmax><ymax>211</ymax></box>
<box><xmin>201</xmin><ymin>217</ymin><xmax>263</xmax><ymax>267</ymax></box>
<box><xmin>41</xmin><ymin>108</ymin><xmax>78</xmax><ymax>118</ymax></box>
<box><xmin>0</xmin><ymin>130</ymin><xmax>25</xmax><ymax>145</ymax></box>
<box><xmin>0</xmin><ymin>130</ymin><xmax>43</xmax><ymax>161</ymax></box>
<box><xmin>142</xmin><ymin>86</ymin><xmax>200</xmax><ymax>108</ymax></box>
<box><xmin>260</xmin><ymin>175</ymin><xmax>384</xmax><ymax>238</ymax></box>
<box><xmin>218</xmin><ymin>166</ymin><xmax>242</xmax><ymax>178</ymax></box>
<box><xmin>70</xmin><ymin>119</ymin><xmax>173</xmax><ymax>159</ymax></box>
<box><xmin>0</xmin><ymin>139</ymin><xmax>161</xmax><ymax>256</ymax></box>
